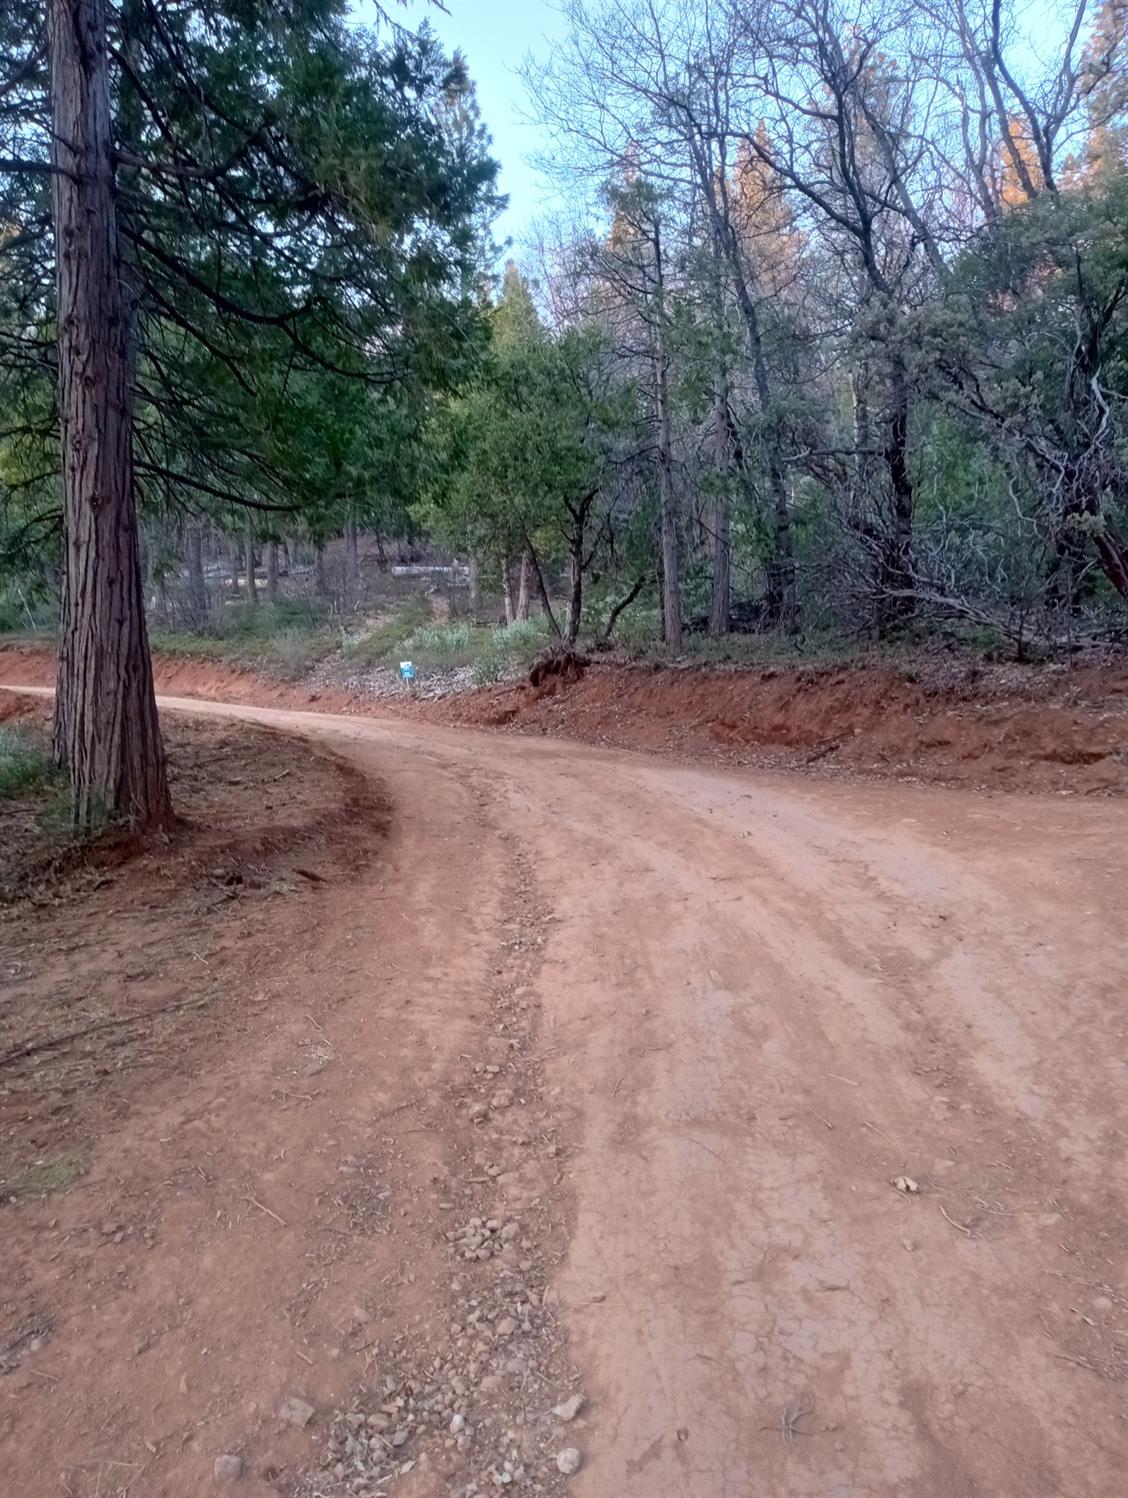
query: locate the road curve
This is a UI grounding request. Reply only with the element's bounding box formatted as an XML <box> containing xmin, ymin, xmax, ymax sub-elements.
<box><xmin>13</xmin><ymin>688</ymin><xmax>1128</xmax><ymax>1495</ymax></box>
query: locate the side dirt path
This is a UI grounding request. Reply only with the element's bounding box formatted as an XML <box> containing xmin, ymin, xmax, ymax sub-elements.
<box><xmin>4</xmin><ymin>687</ymin><xmax>1128</xmax><ymax>1498</ymax></box>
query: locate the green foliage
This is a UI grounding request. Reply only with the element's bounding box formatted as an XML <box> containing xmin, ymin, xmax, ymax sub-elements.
<box><xmin>0</xmin><ymin>2</ymin><xmax>502</xmax><ymax>580</ymax></box>
<box><xmin>151</xmin><ymin>601</ymin><xmax>340</xmax><ymax>673</ymax></box>
<box><xmin>403</xmin><ymin>621</ymin><xmax>477</xmax><ymax>660</ymax></box>
<box><xmin>420</xmin><ymin>268</ymin><xmax>636</xmax><ymax>581</ymax></box>
<box><xmin>0</xmin><ymin>724</ymin><xmax>61</xmax><ymax>800</ymax></box>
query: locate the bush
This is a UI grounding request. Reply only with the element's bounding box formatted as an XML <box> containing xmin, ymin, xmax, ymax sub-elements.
<box><xmin>471</xmin><ymin>619</ymin><xmax>551</xmax><ymax>684</ymax></box>
<box><xmin>403</xmin><ymin>621</ymin><xmax>476</xmax><ymax>659</ymax></box>
<box><xmin>0</xmin><ymin>724</ymin><xmax>61</xmax><ymax>800</ymax></box>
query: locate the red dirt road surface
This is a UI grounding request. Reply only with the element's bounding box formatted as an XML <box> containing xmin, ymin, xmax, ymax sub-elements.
<box><xmin>3</xmin><ymin>686</ymin><xmax>1128</xmax><ymax>1496</ymax></box>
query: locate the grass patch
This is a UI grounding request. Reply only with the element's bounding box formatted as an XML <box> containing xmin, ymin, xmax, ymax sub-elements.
<box><xmin>0</xmin><ymin>724</ymin><xmax>62</xmax><ymax>800</ymax></box>
<box><xmin>472</xmin><ymin>618</ymin><xmax>551</xmax><ymax>683</ymax></box>
<box><xmin>344</xmin><ymin>595</ymin><xmax>437</xmax><ymax>666</ymax></box>
<box><xmin>2</xmin><ymin>1155</ymin><xmax>84</xmax><ymax>1202</ymax></box>
<box><xmin>152</xmin><ymin>601</ymin><xmax>341</xmax><ymax>676</ymax></box>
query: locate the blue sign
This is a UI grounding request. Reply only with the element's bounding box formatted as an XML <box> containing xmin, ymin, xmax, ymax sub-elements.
<box><xmin>399</xmin><ymin>660</ymin><xmax>416</xmax><ymax>683</ymax></box>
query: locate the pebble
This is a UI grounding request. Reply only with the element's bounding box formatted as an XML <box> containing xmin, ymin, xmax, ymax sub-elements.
<box><xmin>450</xmin><ymin>1413</ymin><xmax>466</xmax><ymax>1434</ymax></box>
<box><xmin>553</xmin><ymin>1394</ymin><xmax>584</xmax><ymax>1422</ymax></box>
<box><xmin>213</xmin><ymin>1453</ymin><xmax>244</xmax><ymax>1481</ymax></box>
<box><xmin>279</xmin><ymin>1396</ymin><xmax>315</xmax><ymax>1428</ymax></box>
<box><xmin>556</xmin><ymin>1447</ymin><xmax>583</xmax><ymax>1475</ymax></box>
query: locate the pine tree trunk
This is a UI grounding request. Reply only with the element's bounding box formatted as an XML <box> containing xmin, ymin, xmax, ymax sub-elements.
<box><xmin>187</xmin><ymin>523</ymin><xmax>208</xmax><ymax>626</ymax></box>
<box><xmin>48</xmin><ymin>0</ymin><xmax>170</xmax><ymax>830</ymax></box>
<box><xmin>265</xmin><ymin>541</ymin><xmax>280</xmax><ymax>602</ymax></box>
<box><xmin>313</xmin><ymin>541</ymin><xmax>328</xmax><ymax>598</ymax></box>
<box><xmin>244</xmin><ymin>526</ymin><xmax>258</xmax><ymax>608</ymax></box>
<box><xmin>467</xmin><ymin>555</ymin><xmax>481</xmax><ymax>612</ymax></box>
<box><xmin>709</xmin><ymin>377</ymin><xmax>732</xmax><ymax>636</ymax></box>
<box><xmin>345</xmin><ymin>519</ymin><xmax>360</xmax><ymax>609</ymax></box>
<box><xmin>516</xmin><ymin>549</ymin><xmax>532</xmax><ymax>620</ymax></box>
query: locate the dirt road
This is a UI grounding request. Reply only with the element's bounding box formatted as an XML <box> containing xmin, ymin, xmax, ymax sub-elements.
<box><xmin>6</xmin><ymin>690</ymin><xmax>1128</xmax><ymax>1495</ymax></box>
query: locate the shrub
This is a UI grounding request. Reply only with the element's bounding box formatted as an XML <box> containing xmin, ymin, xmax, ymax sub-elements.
<box><xmin>0</xmin><ymin>724</ymin><xmax>61</xmax><ymax>800</ymax></box>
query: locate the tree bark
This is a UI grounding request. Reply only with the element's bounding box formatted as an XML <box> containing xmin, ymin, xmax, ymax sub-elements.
<box><xmin>524</xmin><ymin>539</ymin><xmax>562</xmax><ymax>638</ymax></box>
<box><xmin>877</xmin><ymin>385</ymin><xmax>916</xmax><ymax>635</ymax></box>
<box><xmin>187</xmin><ymin>522</ymin><xmax>208</xmax><ymax>626</ymax></box>
<box><xmin>709</xmin><ymin>376</ymin><xmax>732</xmax><ymax>635</ymax></box>
<box><xmin>501</xmin><ymin>556</ymin><xmax>516</xmax><ymax>624</ymax></box>
<box><xmin>566</xmin><ymin>530</ymin><xmax>584</xmax><ymax>646</ymax></box>
<box><xmin>602</xmin><ymin>572</ymin><xmax>649</xmax><ymax>644</ymax></box>
<box><xmin>712</xmin><ymin>215</ymin><xmax>796</xmax><ymax>631</ymax></box>
<box><xmin>313</xmin><ymin>541</ymin><xmax>328</xmax><ymax>598</ymax></box>
<box><xmin>656</xmin><ymin>349</ymin><xmax>681</xmax><ymax>650</ymax></box>
<box><xmin>652</xmin><ymin>222</ymin><xmax>681</xmax><ymax>651</ymax></box>
<box><xmin>243</xmin><ymin>525</ymin><xmax>258</xmax><ymax>608</ymax></box>
<box><xmin>265</xmin><ymin>540</ymin><xmax>280</xmax><ymax>602</ymax></box>
<box><xmin>48</xmin><ymin>0</ymin><xmax>170</xmax><ymax>829</ymax></box>
<box><xmin>467</xmin><ymin>555</ymin><xmax>481</xmax><ymax>612</ymax></box>
<box><xmin>345</xmin><ymin>518</ymin><xmax>359</xmax><ymax>609</ymax></box>
<box><xmin>516</xmin><ymin>549</ymin><xmax>532</xmax><ymax>620</ymax></box>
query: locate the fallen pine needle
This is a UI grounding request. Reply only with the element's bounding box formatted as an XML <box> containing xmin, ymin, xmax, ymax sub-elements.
<box><xmin>938</xmin><ymin>1203</ymin><xmax>973</xmax><ymax>1237</ymax></box>
<box><xmin>245</xmin><ymin>1195</ymin><xmax>287</xmax><ymax>1228</ymax></box>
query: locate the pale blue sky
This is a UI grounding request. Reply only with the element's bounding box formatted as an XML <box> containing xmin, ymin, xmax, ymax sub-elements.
<box><xmin>352</xmin><ymin>0</ymin><xmax>565</xmax><ymax>247</ymax></box>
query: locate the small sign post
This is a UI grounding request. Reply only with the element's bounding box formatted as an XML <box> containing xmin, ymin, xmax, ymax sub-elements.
<box><xmin>399</xmin><ymin>660</ymin><xmax>416</xmax><ymax>694</ymax></box>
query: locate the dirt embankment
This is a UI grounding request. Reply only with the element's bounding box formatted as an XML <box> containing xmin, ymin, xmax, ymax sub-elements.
<box><xmin>3</xmin><ymin>639</ymin><xmax>1127</xmax><ymax>794</ymax></box>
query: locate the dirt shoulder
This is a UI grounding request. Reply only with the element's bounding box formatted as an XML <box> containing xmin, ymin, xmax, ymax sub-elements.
<box><xmin>0</xmin><ymin>698</ymin><xmax>579</xmax><ymax>1498</ymax></box>
<box><xmin>4</xmin><ymin>640</ymin><xmax>1127</xmax><ymax>795</ymax></box>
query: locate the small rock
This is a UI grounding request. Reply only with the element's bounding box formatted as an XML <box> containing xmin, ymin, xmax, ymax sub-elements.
<box><xmin>279</xmin><ymin>1396</ymin><xmax>315</xmax><ymax>1429</ymax></box>
<box><xmin>495</xmin><ymin>1317</ymin><xmax>517</xmax><ymax>1338</ymax></box>
<box><xmin>450</xmin><ymin>1413</ymin><xmax>466</xmax><ymax>1434</ymax></box>
<box><xmin>491</xmin><ymin>1090</ymin><xmax>514</xmax><ymax>1109</ymax></box>
<box><xmin>556</xmin><ymin>1447</ymin><xmax>583</xmax><ymax>1475</ymax></box>
<box><xmin>213</xmin><ymin>1454</ymin><xmax>243</xmax><ymax>1481</ymax></box>
<box><xmin>553</xmin><ymin>1394</ymin><xmax>584</xmax><ymax>1422</ymax></box>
